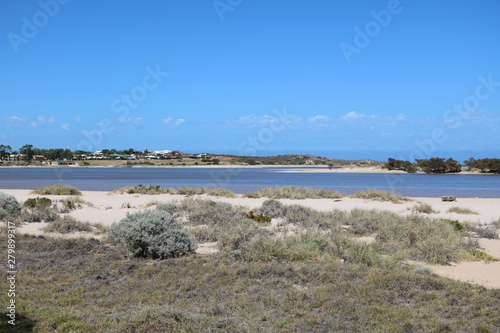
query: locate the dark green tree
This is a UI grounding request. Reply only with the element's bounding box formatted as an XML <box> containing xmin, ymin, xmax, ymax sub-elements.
<box><xmin>20</xmin><ymin>144</ymin><xmax>34</xmax><ymax>162</ymax></box>
<box><xmin>0</xmin><ymin>145</ymin><xmax>12</xmax><ymax>160</ymax></box>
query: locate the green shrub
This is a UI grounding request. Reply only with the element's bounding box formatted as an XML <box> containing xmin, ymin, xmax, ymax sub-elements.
<box><xmin>350</xmin><ymin>189</ymin><xmax>407</xmax><ymax>203</ymax></box>
<box><xmin>23</xmin><ymin>197</ymin><xmax>52</xmax><ymax>208</ymax></box>
<box><xmin>31</xmin><ymin>184</ymin><xmax>82</xmax><ymax>196</ymax></box>
<box><xmin>43</xmin><ymin>216</ymin><xmax>93</xmax><ymax>234</ymax></box>
<box><xmin>21</xmin><ymin>197</ymin><xmax>58</xmax><ymax>222</ymax></box>
<box><xmin>441</xmin><ymin>219</ymin><xmax>464</xmax><ymax>231</ymax></box>
<box><xmin>247</xmin><ymin>211</ymin><xmax>271</xmax><ymax>224</ymax></box>
<box><xmin>258</xmin><ymin>199</ymin><xmax>285</xmax><ymax>218</ymax></box>
<box><xmin>0</xmin><ymin>192</ymin><xmax>22</xmax><ymax>220</ymax></box>
<box><xmin>107</xmin><ymin>209</ymin><xmax>197</xmax><ymax>259</ymax></box>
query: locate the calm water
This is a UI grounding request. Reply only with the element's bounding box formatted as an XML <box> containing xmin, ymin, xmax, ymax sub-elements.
<box><xmin>0</xmin><ymin>167</ymin><xmax>499</xmax><ymax>198</ymax></box>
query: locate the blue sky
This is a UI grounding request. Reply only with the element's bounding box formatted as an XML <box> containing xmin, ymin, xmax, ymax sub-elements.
<box><xmin>1</xmin><ymin>0</ymin><xmax>499</xmax><ymax>161</ymax></box>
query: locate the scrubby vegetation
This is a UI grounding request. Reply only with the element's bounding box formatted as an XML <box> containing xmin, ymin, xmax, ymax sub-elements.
<box><xmin>0</xmin><ymin>191</ymin><xmax>21</xmax><ymax>220</ymax></box>
<box><xmin>20</xmin><ymin>197</ymin><xmax>58</xmax><ymax>222</ymax></box>
<box><xmin>112</xmin><ymin>185</ymin><xmax>237</xmax><ymax>197</ymax></box>
<box><xmin>112</xmin><ymin>184</ymin><xmax>173</xmax><ymax>195</ymax></box>
<box><xmin>350</xmin><ymin>189</ymin><xmax>408</xmax><ymax>203</ymax></box>
<box><xmin>42</xmin><ymin>215</ymin><xmax>94</xmax><ymax>234</ymax></box>
<box><xmin>247</xmin><ymin>186</ymin><xmax>343</xmax><ymax>199</ymax></box>
<box><xmin>31</xmin><ymin>184</ymin><xmax>82</xmax><ymax>196</ymax></box>
<box><xmin>447</xmin><ymin>206</ymin><xmax>479</xmax><ymax>215</ymax></box>
<box><xmin>412</xmin><ymin>202</ymin><xmax>439</xmax><ymax>214</ymax></box>
<box><xmin>257</xmin><ymin>199</ymin><xmax>286</xmax><ymax>218</ymax></box>
<box><xmin>2</xmin><ymin>234</ymin><xmax>500</xmax><ymax>332</ymax></box>
<box><xmin>3</xmin><ymin>192</ymin><xmax>500</xmax><ymax>331</ymax></box>
<box><xmin>108</xmin><ymin>209</ymin><xmax>197</xmax><ymax>259</ymax></box>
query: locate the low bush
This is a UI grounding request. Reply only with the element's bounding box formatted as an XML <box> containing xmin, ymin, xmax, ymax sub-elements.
<box><xmin>258</xmin><ymin>199</ymin><xmax>285</xmax><ymax>218</ymax></box>
<box><xmin>342</xmin><ymin>208</ymin><xmax>401</xmax><ymax>235</ymax></box>
<box><xmin>350</xmin><ymin>189</ymin><xmax>408</xmax><ymax>203</ymax></box>
<box><xmin>59</xmin><ymin>196</ymin><xmax>92</xmax><ymax>210</ymax></box>
<box><xmin>412</xmin><ymin>202</ymin><xmax>438</xmax><ymax>214</ymax></box>
<box><xmin>24</xmin><ymin>197</ymin><xmax>52</xmax><ymax>208</ymax></box>
<box><xmin>175</xmin><ymin>186</ymin><xmax>237</xmax><ymax>197</ymax></box>
<box><xmin>155</xmin><ymin>203</ymin><xmax>177</xmax><ymax>214</ymax></box>
<box><xmin>248</xmin><ymin>186</ymin><xmax>343</xmax><ymax>199</ymax></box>
<box><xmin>42</xmin><ymin>216</ymin><xmax>94</xmax><ymax>234</ymax></box>
<box><xmin>112</xmin><ymin>184</ymin><xmax>173</xmax><ymax>195</ymax></box>
<box><xmin>107</xmin><ymin>209</ymin><xmax>197</xmax><ymax>259</ymax></box>
<box><xmin>31</xmin><ymin>184</ymin><xmax>82</xmax><ymax>196</ymax></box>
<box><xmin>0</xmin><ymin>192</ymin><xmax>22</xmax><ymax>220</ymax></box>
<box><xmin>283</xmin><ymin>204</ymin><xmax>342</xmax><ymax>231</ymax></box>
<box><xmin>441</xmin><ymin>219</ymin><xmax>464</xmax><ymax>231</ymax></box>
<box><xmin>21</xmin><ymin>197</ymin><xmax>58</xmax><ymax>222</ymax></box>
<box><xmin>205</xmin><ymin>188</ymin><xmax>237</xmax><ymax>198</ymax></box>
<box><xmin>175</xmin><ymin>186</ymin><xmax>206</xmax><ymax>196</ymax></box>
<box><xmin>446</xmin><ymin>207</ymin><xmax>479</xmax><ymax>215</ymax></box>
<box><xmin>469</xmin><ymin>224</ymin><xmax>499</xmax><ymax>239</ymax></box>
<box><xmin>376</xmin><ymin>215</ymin><xmax>464</xmax><ymax>264</ymax></box>
<box><xmin>247</xmin><ymin>211</ymin><xmax>271</xmax><ymax>224</ymax></box>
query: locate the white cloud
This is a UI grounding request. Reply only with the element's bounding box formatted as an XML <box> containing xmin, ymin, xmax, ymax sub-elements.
<box><xmin>30</xmin><ymin>116</ymin><xmax>55</xmax><ymax>128</ymax></box>
<box><xmin>308</xmin><ymin>115</ymin><xmax>330</xmax><ymax>123</ymax></box>
<box><xmin>61</xmin><ymin>123</ymin><xmax>71</xmax><ymax>130</ymax></box>
<box><xmin>341</xmin><ymin>111</ymin><xmax>370</xmax><ymax>120</ymax></box>
<box><xmin>339</xmin><ymin>111</ymin><xmax>406</xmax><ymax>128</ymax></box>
<box><xmin>227</xmin><ymin>113</ymin><xmax>301</xmax><ymax>129</ymax></box>
<box><xmin>162</xmin><ymin>117</ymin><xmax>185</xmax><ymax>129</ymax></box>
<box><xmin>2</xmin><ymin>115</ymin><xmax>26</xmax><ymax>128</ymax></box>
<box><xmin>118</xmin><ymin>117</ymin><xmax>144</xmax><ymax>128</ymax></box>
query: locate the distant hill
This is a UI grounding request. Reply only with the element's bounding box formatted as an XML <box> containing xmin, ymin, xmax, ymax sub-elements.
<box><xmin>216</xmin><ymin>154</ymin><xmax>384</xmax><ymax>166</ymax></box>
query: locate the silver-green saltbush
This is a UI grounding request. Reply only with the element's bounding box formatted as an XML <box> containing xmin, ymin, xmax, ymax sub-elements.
<box><xmin>108</xmin><ymin>209</ymin><xmax>197</xmax><ymax>259</ymax></box>
<box><xmin>0</xmin><ymin>192</ymin><xmax>22</xmax><ymax>220</ymax></box>
<box><xmin>258</xmin><ymin>199</ymin><xmax>285</xmax><ymax>218</ymax></box>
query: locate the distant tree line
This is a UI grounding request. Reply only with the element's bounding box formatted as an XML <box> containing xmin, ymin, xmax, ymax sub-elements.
<box><xmin>0</xmin><ymin>144</ymin><xmax>144</xmax><ymax>162</ymax></box>
<box><xmin>386</xmin><ymin>157</ymin><xmax>500</xmax><ymax>174</ymax></box>
<box><xmin>464</xmin><ymin>158</ymin><xmax>500</xmax><ymax>174</ymax></box>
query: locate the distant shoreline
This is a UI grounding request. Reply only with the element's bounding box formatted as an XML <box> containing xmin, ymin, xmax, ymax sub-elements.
<box><xmin>0</xmin><ymin>164</ymin><xmax>497</xmax><ymax>175</ymax></box>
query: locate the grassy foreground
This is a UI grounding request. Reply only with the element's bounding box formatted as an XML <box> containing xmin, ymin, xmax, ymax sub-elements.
<box><xmin>1</xmin><ymin>235</ymin><xmax>500</xmax><ymax>332</ymax></box>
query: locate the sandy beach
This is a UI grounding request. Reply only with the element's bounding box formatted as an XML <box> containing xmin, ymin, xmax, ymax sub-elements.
<box><xmin>2</xmin><ymin>188</ymin><xmax>500</xmax><ymax>289</ymax></box>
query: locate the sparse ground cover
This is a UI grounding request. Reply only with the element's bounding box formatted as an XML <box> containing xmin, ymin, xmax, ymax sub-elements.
<box><xmin>1</xmin><ymin>235</ymin><xmax>500</xmax><ymax>332</ymax></box>
<box><xmin>350</xmin><ymin>189</ymin><xmax>409</xmax><ymax>204</ymax></box>
<box><xmin>246</xmin><ymin>186</ymin><xmax>343</xmax><ymax>199</ymax></box>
